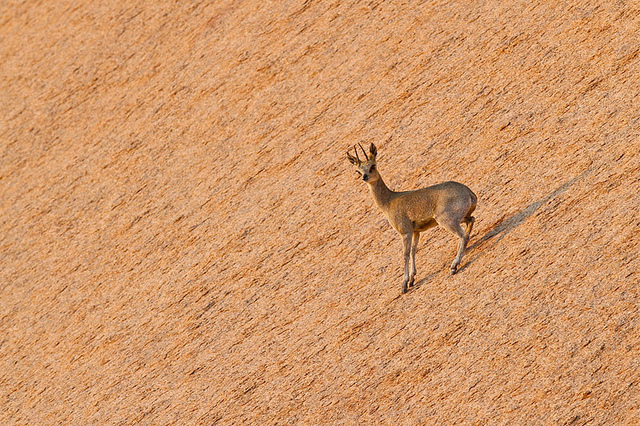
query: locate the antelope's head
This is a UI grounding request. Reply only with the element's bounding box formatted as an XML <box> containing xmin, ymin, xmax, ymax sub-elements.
<box><xmin>347</xmin><ymin>143</ymin><xmax>379</xmax><ymax>183</ymax></box>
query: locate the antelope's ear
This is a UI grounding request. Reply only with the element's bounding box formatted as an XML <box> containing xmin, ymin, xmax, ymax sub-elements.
<box><xmin>369</xmin><ymin>143</ymin><xmax>377</xmax><ymax>159</ymax></box>
<box><xmin>347</xmin><ymin>152</ymin><xmax>359</xmax><ymax>165</ymax></box>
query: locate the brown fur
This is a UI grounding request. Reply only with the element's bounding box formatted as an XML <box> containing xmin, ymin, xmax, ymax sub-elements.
<box><xmin>348</xmin><ymin>143</ymin><xmax>477</xmax><ymax>293</ymax></box>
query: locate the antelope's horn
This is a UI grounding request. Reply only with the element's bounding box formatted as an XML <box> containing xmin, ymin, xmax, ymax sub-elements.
<box><xmin>358</xmin><ymin>143</ymin><xmax>369</xmax><ymax>161</ymax></box>
<box><xmin>353</xmin><ymin>145</ymin><xmax>361</xmax><ymax>163</ymax></box>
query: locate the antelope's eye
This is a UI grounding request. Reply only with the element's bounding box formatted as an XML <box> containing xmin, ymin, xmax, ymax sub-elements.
<box><xmin>370</xmin><ymin>165</ymin><xmax>375</xmax><ymax>172</ymax></box>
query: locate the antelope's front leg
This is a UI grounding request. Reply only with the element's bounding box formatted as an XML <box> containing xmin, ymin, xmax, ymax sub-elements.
<box><xmin>401</xmin><ymin>233</ymin><xmax>412</xmax><ymax>293</ymax></box>
<box><xmin>410</xmin><ymin>231</ymin><xmax>420</xmax><ymax>286</ymax></box>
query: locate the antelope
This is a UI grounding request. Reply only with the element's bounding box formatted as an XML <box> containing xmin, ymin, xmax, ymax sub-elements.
<box><xmin>347</xmin><ymin>143</ymin><xmax>477</xmax><ymax>294</ymax></box>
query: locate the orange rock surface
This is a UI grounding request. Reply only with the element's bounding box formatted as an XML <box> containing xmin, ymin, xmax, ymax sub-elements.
<box><xmin>1</xmin><ymin>1</ymin><xmax>639</xmax><ymax>423</ymax></box>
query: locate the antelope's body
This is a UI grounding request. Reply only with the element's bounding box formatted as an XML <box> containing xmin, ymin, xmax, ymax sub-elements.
<box><xmin>348</xmin><ymin>143</ymin><xmax>477</xmax><ymax>294</ymax></box>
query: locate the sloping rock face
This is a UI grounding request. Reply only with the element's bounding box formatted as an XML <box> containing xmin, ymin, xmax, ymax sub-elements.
<box><xmin>1</xmin><ymin>1</ymin><xmax>639</xmax><ymax>423</ymax></box>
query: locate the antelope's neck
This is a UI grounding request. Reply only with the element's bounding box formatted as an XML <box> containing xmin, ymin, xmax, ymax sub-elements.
<box><xmin>368</xmin><ymin>176</ymin><xmax>394</xmax><ymax>209</ymax></box>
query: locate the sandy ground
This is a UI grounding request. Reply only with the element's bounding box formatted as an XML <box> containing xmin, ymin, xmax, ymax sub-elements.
<box><xmin>1</xmin><ymin>0</ymin><xmax>639</xmax><ymax>424</ymax></box>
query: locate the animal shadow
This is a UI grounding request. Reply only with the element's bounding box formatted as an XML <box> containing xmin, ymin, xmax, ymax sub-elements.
<box><xmin>456</xmin><ymin>169</ymin><xmax>592</xmax><ymax>274</ymax></box>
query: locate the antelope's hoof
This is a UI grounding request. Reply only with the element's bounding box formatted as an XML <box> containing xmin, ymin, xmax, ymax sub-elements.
<box><xmin>450</xmin><ymin>265</ymin><xmax>458</xmax><ymax>275</ymax></box>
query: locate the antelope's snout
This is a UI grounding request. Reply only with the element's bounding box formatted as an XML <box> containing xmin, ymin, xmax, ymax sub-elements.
<box><xmin>362</xmin><ymin>173</ymin><xmax>369</xmax><ymax>182</ymax></box>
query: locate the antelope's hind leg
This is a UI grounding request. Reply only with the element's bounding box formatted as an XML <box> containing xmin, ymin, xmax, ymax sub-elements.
<box><xmin>439</xmin><ymin>220</ymin><xmax>469</xmax><ymax>275</ymax></box>
<box><xmin>464</xmin><ymin>216</ymin><xmax>475</xmax><ymax>236</ymax></box>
